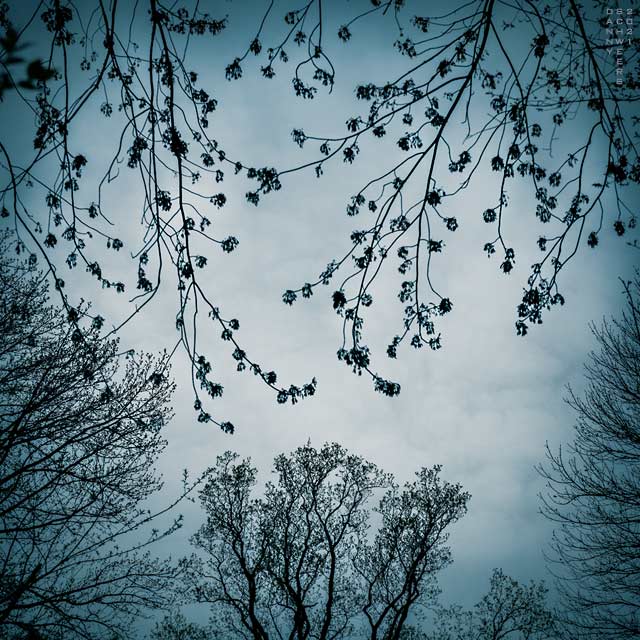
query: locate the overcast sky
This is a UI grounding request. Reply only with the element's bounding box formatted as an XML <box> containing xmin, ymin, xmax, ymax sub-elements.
<box><xmin>2</xmin><ymin>0</ymin><xmax>639</xmax><ymax>632</ymax></box>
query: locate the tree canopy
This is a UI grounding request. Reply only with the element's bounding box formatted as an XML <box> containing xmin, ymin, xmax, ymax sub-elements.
<box><xmin>430</xmin><ymin>568</ymin><xmax>557</xmax><ymax>640</ymax></box>
<box><xmin>0</xmin><ymin>0</ymin><xmax>637</xmax><ymax>429</ymax></box>
<box><xmin>186</xmin><ymin>442</ymin><xmax>469</xmax><ymax>639</ymax></box>
<box><xmin>539</xmin><ymin>274</ymin><xmax>640</xmax><ymax>639</ymax></box>
<box><xmin>0</xmin><ymin>236</ymin><xmax>198</xmax><ymax>639</ymax></box>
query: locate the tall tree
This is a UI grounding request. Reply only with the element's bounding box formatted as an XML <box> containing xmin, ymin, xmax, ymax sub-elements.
<box><xmin>428</xmin><ymin>568</ymin><xmax>557</xmax><ymax>640</ymax></box>
<box><xmin>538</xmin><ymin>274</ymin><xmax>640</xmax><ymax>639</ymax></box>
<box><xmin>0</xmin><ymin>0</ymin><xmax>637</xmax><ymax>427</ymax></box>
<box><xmin>188</xmin><ymin>442</ymin><xmax>470</xmax><ymax>639</ymax></box>
<box><xmin>0</xmin><ymin>236</ymin><xmax>198</xmax><ymax>639</ymax></box>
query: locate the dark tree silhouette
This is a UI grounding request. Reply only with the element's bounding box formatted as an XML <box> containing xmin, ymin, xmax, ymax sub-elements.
<box><xmin>538</xmin><ymin>274</ymin><xmax>640</xmax><ymax>639</ymax></box>
<box><xmin>0</xmin><ymin>237</ymin><xmax>201</xmax><ymax>639</ymax></box>
<box><xmin>187</xmin><ymin>442</ymin><xmax>470</xmax><ymax>640</ymax></box>
<box><xmin>149</xmin><ymin>612</ymin><xmax>210</xmax><ymax>640</ymax></box>
<box><xmin>0</xmin><ymin>0</ymin><xmax>637</xmax><ymax>427</ymax></box>
<box><xmin>428</xmin><ymin>568</ymin><xmax>557</xmax><ymax>640</ymax></box>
